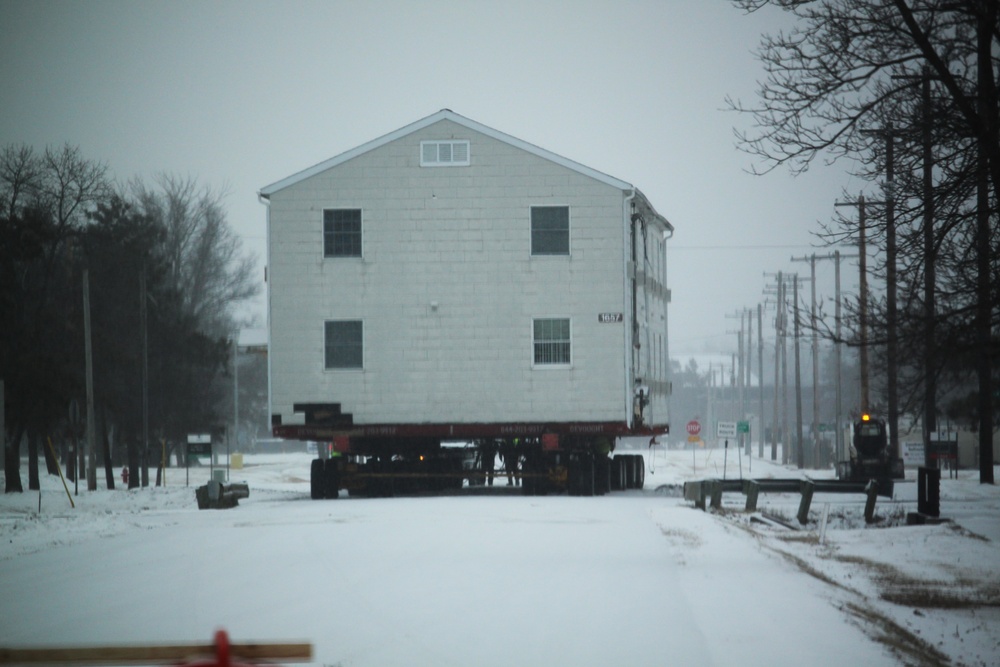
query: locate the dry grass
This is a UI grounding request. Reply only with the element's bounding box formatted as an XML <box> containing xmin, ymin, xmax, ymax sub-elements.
<box><xmin>844</xmin><ymin>601</ymin><xmax>953</xmax><ymax>667</ymax></box>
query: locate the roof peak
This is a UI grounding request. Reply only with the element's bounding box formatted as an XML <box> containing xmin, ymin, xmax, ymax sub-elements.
<box><xmin>259</xmin><ymin>110</ymin><xmax>633</xmax><ymax>197</ymax></box>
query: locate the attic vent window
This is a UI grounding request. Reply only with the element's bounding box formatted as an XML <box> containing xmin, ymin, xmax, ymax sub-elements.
<box><xmin>421</xmin><ymin>140</ymin><xmax>470</xmax><ymax>166</ymax></box>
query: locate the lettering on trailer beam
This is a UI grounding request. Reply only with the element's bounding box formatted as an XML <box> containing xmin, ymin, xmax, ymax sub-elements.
<box><xmin>361</xmin><ymin>426</ymin><xmax>398</xmax><ymax>436</ymax></box>
<box><xmin>568</xmin><ymin>424</ymin><xmax>608</xmax><ymax>433</ymax></box>
<box><xmin>499</xmin><ymin>424</ymin><xmax>548</xmax><ymax>436</ymax></box>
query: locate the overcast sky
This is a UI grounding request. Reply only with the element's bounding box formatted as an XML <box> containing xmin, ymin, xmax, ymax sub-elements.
<box><xmin>1</xmin><ymin>0</ymin><xmax>871</xmax><ymax>358</ymax></box>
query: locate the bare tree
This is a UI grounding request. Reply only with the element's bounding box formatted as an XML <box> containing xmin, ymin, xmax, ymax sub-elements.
<box><xmin>729</xmin><ymin>0</ymin><xmax>997</xmax><ymax>483</ymax></box>
<box><xmin>127</xmin><ymin>175</ymin><xmax>260</xmax><ymax>484</ymax></box>
<box><xmin>1</xmin><ymin>144</ymin><xmax>111</xmax><ymax>492</ymax></box>
<box><xmin>131</xmin><ymin>175</ymin><xmax>259</xmax><ymax>338</ymax></box>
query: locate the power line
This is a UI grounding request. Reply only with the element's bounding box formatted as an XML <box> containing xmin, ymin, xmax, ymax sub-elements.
<box><xmin>668</xmin><ymin>244</ymin><xmax>826</xmax><ymax>250</ymax></box>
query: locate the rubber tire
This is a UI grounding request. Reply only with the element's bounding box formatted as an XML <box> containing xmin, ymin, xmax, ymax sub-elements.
<box><xmin>594</xmin><ymin>456</ymin><xmax>610</xmax><ymax>495</ymax></box>
<box><xmin>624</xmin><ymin>454</ymin><xmax>636</xmax><ymax>489</ymax></box>
<box><xmin>324</xmin><ymin>460</ymin><xmax>340</xmax><ymax>499</ymax></box>
<box><xmin>611</xmin><ymin>456</ymin><xmax>624</xmax><ymax>491</ymax></box>
<box><xmin>635</xmin><ymin>455</ymin><xmax>645</xmax><ymax>489</ymax></box>
<box><xmin>566</xmin><ymin>459</ymin><xmax>583</xmax><ymax>496</ymax></box>
<box><xmin>522</xmin><ymin>457</ymin><xmax>538</xmax><ymax>495</ymax></box>
<box><xmin>580</xmin><ymin>454</ymin><xmax>595</xmax><ymax>497</ymax></box>
<box><xmin>310</xmin><ymin>459</ymin><xmax>325</xmax><ymax>499</ymax></box>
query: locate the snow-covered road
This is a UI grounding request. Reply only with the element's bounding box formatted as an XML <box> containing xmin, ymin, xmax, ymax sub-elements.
<box><xmin>2</xmin><ymin>450</ymin><xmax>997</xmax><ymax>666</ymax></box>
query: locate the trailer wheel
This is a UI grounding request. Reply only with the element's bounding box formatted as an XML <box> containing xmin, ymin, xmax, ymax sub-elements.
<box><xmin>594</xmin><ymin>456</ymin><xmax>610</xmax><ymax>495</ymax></box>
<box><xmin>635</xmin><ymin>455</ymin><xmax>645</xmax><ymax>490</ymax></box>
<box><xmin>324</xmin><ymin>460</ymin><xmax>340</xmax><ymax>499</ymax></box>
<box><xmin>310</xmin><ymin>459</ymin><xmax>325</xmax><ymax>499</ymax></box>
<box><xmin>610</xmin><ymin>456</ymin><xmax>624</xmax><ymax>491</ymax></box>
<box><xmin>567</xmin><ymin>458</ymin><xmax>581</xmax><ymax>496</ymax></box>
<box><xmin>622</xmin><ymin>454</ymin><xmax>635</xmax><ymax>489</ymax></box>
<box><xmin>521</xmin><ymin>462</ymin><xmax>538</xmax><ymax>495</ymax></box>
<box><xmin>572</xmin><ymin>454</ymin><xmax>595</xmax><ymax>497</ymax></box>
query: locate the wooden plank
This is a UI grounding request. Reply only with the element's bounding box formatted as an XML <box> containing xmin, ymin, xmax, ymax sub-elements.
<box><xmin>0</xmin><ymin>642</ymin><xmax>312</xmax><ymax>665</ymax></box>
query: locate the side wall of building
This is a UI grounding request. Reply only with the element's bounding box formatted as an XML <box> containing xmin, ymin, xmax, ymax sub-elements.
<box><xmin>629</xmin><ymin>198</ymin><xmax>671</xmax><ymax>429</ymax></box>
<box><xmin>268</xmin><ymin>119</ymin><xmax>632</xmax><ymax>426</ymax></box>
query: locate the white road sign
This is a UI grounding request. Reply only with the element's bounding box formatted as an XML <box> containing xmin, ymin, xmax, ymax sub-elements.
<box><xmin>716</xmin><ymin>421</ymin><xmax>737</xmax><ymax>438</ymax></box>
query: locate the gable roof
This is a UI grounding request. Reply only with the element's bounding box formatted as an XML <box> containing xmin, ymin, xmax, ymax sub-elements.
<box><xmin>259</xmin><ymin>109</ymin><xmax>634</xmax><ymax>197</ymax></box>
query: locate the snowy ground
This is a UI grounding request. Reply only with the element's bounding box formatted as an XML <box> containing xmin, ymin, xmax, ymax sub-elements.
<box><xmin>1</xmin><ymin>444</ymin><xmax>998</xmax><ymax>667</ymax></box>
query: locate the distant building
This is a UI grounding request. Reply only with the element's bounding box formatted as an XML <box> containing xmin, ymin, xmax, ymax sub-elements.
<box><xmin>259</xmin><ymin>110</ymin><xmax>672</xmax><ymax>436</ymax></box>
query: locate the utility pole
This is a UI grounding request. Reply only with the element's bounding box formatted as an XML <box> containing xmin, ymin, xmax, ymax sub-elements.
<box><xmin>757</xmin><ymin>303</ymin><xmax>764</xmax><ymax>458</ymax></box>
<box><xmin>858</xmin><ymin>199</ymin><xmax>869</xmax><ymax>414</ymax></box>
<box><xmin>792</xmin><ymin>274</ymin><xmax>804</xmax><ymax>469</ymax></box>
<box><xmin>763</xmin><ymin>282</ymin><xmax>781</xmax><ymax>461</ymax></box>
<box><xmin>140</xmin><ymin>264</ymin><xmax>149</xmax><ymax>488</ymax></box>
<box><xmin>835</xmin><ymin>252</ymin><xmax>843</xmax><ymax>460</ymax></box>
<box><xmin>781</xmin><ymin>280</ymin><xmax>790</xmax><ymax>465</ymax></box>
<box><xmin>731</xmin><ymin>353</ymin><xmax>737</xmax><ymax>422</ymax></box>
<box><xmin>725</xmin><ymin>309</ymin><xmax>746</xmax><ymax>450</ymax></box>
<box><xmin>836</xmin><ymin>196</ymin><xmax>883</xmax><ymax>415</ymax></box>
<box><xmin>232</xmin><ymin>332</ymin><xmax>239</xmax><ymax>483</ymax></box>
<box><xmin>746</xmin><ymin>307</ymin><xmax>753</xmax><ymax>456</ymax></box>
<box><xmin>921</xmin><ymin>67</ymin><xmax>938</xmax><ymax>448</ymax></box>
<box><xmin>791</xmin><ymin>253</ymin><xmax>820</xmax><ymax>466</ymax></box>
<box><xmin>83</xmin><ymin>269</ymin><xmax>97</xmax><ymax>491</ymax></box>
<box><xmin>862</xmin><ymin>125</ymin><xmax>901</xmax><ymax>463</ymax></box>
<box><xmin>772</xmin><ymin>278</ymin><xmax>781</xmax><ymax>461</ymax></box>
<box><xmin>790</xmin><ymin>250</ymin><xmax>859</xmax><ymax>463</ymax></box>
<box><xmin>765</xmin><ymin>272</ymin><xmax>793</xmax><ymax>464</ymax></box>
<box><xmin>707</xmin><ymin>362</ymin><xmax>715</xmax><ymax>445</ymax></box>
<box><xmin>889</xmin><ymin>67</ymin><xmax>939</xmax><ymax>465</ymax></box>
<box><xmin>1</xmin><ymin>380</ymin><xmax>5</xmax><ymax>474</ymax></box>
<box><xmin>975</xmin><ymin>17</ymin><xmax>995</xmax><ymax>483</ymax></box>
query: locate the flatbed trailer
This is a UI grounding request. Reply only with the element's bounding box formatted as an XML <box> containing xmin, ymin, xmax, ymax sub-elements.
<box><xmin>276</xmin><ymin>407</ymin><xmax>662</xmax><ymax>498</ymax></box>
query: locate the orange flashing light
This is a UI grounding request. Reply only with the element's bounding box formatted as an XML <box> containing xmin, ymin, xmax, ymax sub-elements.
<box><xmin>861</xmin><ymin>413</ymin><xmax>871</xmax><ymax>422</ymax></box>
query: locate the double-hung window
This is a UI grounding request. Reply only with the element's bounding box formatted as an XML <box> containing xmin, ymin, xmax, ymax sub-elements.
<box><xmin>530</xmin><ymin>206</ymin><xmax>569</xmax><ymax>256</ymax></box>
<box><xmin>325</xmin><ymin>320</ymin><xmax>363</xmax><ymax>370</ymax></box>
<box><xmin>533</xmin><ymin>318</ymin><xmax>571</xmax><ymax>366</ymax></box>
<box><xmin>323</xmin><ymin>209</ymin><xmax>362</xmax><ymax>258</ymax></box>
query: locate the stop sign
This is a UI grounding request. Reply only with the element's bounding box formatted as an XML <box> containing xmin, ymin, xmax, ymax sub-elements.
<box><xmin>686</xmin><ymin>420</ymin><xmax>701</xmax><ymax>436</ymax></box>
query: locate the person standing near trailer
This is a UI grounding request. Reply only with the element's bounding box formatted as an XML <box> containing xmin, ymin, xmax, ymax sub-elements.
<box><xmin>481</xmin><ymin>439</ymin><xmax>498</xmax><ymax>486</ymax></box>
<box><xmin>501</xmin><ymin>438</ymin><xmax>520</xmax><ymax>486</ymax></box>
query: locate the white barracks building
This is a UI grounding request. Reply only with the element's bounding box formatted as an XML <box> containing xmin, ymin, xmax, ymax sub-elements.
<box><xmin>259</xmin><ymin>110</ymin><xmax>673</xmax><ymax>442</ymax></box>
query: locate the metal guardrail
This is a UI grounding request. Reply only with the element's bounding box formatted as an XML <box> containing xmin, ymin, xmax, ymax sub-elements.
<box><xmin>684</xmin><ymin>477</ymin><xmax>893</xmax><ymax>525</ymax></box>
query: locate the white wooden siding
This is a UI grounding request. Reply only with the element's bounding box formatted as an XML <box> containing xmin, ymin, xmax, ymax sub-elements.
<box><xmin>268</xmin><ymin>118</ymin><xmax>654</xmax><ymax>427</ymax></box>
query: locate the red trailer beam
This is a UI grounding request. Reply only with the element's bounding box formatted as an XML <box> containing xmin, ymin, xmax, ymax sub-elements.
<box><xmin>274</xmin><ymin>420</ymin><xmax>667</xmax><ymax>442</ymax></box>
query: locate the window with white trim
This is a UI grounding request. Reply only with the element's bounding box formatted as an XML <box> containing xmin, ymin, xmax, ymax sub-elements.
<box><xmin>533</xmin><ymin>318</ymin><xmax>571</xmax><ymax>366</ymax></box>
<box><xmin>323</xmin><ymin>209</ymin><xmax>362</xmax><ymax>258</ymax></box>
<box><xmin>325</xmin><ymin>320</ymin><xmax>363</xmax><ymax>370</ymax></box>
<box><xmin>420</xmin><ymin>140</ymin><xmax>470</xmax><ymax>166</ymax></box>
<box><xmin>530</xmin><ymin>206</ymin><xmax>569</xmax><ymax>256</ymax></box>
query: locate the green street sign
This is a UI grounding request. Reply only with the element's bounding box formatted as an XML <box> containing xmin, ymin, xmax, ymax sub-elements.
<box><xmin>737</xmin><ymin>420</ymin><xmax>750</xmax><ymax>434</ymax></box>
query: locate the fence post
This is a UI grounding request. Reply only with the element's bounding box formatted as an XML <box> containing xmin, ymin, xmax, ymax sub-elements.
<box><xmin>864</xmin><ymin>480</ymin><xmax>879</xmax><ymax>524</ymax></box>
<box><xmin>797</xmin><ymin>480</ymin><xmax>815</xmax><ymax>525</ymax></box>
<box><xmin>745</xmin><ymin>480</ymin><xmax>760</xmax><ymax>512</ymax></box>
<box><xmin>709</xmin><ymin>480</ymin><xmax>723</xmax><ymax>510</ymax></box>
<box><xmin>917</xmin><ymin>466</ymin><xmax>941</xmax><ymax>517</ymax></box>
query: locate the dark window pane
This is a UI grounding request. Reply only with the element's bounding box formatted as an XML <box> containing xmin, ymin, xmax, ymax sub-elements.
<box><xmin>323</xmin><ymin>209</ymin><xmax>362</xmax><ymax>257</ymax></box>
<box><xmin>325</xmin><ymin>320</ymin><xmax>363</xmax><ymax>369</ymax></box>
<box><xmin>531</xmin><ymin>207</ymin><xmax>569</xmax><ymax>255</ymax></box>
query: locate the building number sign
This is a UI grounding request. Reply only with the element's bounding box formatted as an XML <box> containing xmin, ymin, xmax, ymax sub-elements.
<box><xmin>598</xmin><ymin>313</ymin><xmax>624</xmax><ymax>323</ymax></box>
